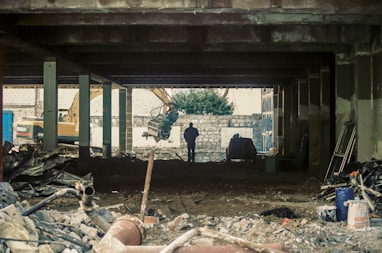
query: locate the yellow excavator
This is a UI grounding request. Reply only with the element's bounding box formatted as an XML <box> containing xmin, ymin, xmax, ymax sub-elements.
<box><xmin>15</xmin><ymin>87</ymin><xmax>177</xmax><ymax>144</ymax></box>
<box><xmin>15</xmin><ymin>88</ymin><xmax>103</xmax><ymax>144</ymax></box>
<box><xmin>143</xmin><ymin>88</ymin><xmax>179</xmax><ymax>142</ymax></box>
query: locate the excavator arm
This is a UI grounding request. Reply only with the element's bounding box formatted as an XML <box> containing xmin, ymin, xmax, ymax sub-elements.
<box><xmin>63</xmin><ymin>87</ymin><xmax>103</xmax><ymax>128</ymax></box>
<box><xmin>144</xmin><ymin>88</ymin><xmax>179</xmax><ymax>142</ymax></box>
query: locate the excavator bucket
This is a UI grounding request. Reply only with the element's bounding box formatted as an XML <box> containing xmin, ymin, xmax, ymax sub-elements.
<box><xmin>143</xmin><ymin>114</ymin><xmax>173</xmax><ymax>142</ymax></box>
<box><xmin>146</xmin><ymin>118</ymin><xmax>162</xmax><ymax>142</ymax></box>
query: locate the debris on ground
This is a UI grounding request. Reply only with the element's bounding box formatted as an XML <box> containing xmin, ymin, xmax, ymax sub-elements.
<box><xmin>2</xmin><ymin>141</ymin><xmax>92</xmax><ymax>198</ymax></box>
<box><xmin>1</xmin><ymin>144</ymin><xmax>382</xmax><ymax>252</ymax></box>
<box><xmin>318</xmin><ymin>159</ymin><xmax>382</xmax><ymax>216</ymax></box>
<box><xmin>0</xmin><ymin>182</ymin><xmax>119</xmax><ymax>253</ymax></box>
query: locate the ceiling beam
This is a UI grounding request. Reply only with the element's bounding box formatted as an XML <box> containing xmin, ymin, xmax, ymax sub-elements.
<box><xmin>1</xmin><ymin>0</ymin><xmax>382</xmax><ymax>14</ymax></box>
<box><xmin>0</xmin><ymin>31</ymin><xmax>122</xmax><ymax>87</ymax></box>
<box><xmin>2</xmin><ymin>74</ymin><xmax>291</xmax><ymax>87</ymax></box>
<box><xmin>69</xmin><ymin>52</ymin><xmax>333</xmax><ymax>65</ymax></box>
<box><xmin>12</xmin><ymin>25</ymin><xmax>372</xmax><ymax>47</ymax></box>
<box><xmin>114</xmin><ymin>75</ymin><xmax>292</xmax><ymax>86</ymax></box>
<box><xmin>6</xmin><ymin>11</ymin><xmax>382</xmax><ymax>26</ymax></box>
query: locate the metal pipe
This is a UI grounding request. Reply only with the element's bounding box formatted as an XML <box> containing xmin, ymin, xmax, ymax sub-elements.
<box><xmin>81</xmin><ymin>184</ymin><xmax>94</xmax><ymax>207</ymax></box>
<box><xmin>80</xmin><ymin>185</ymin><xmax>112</xmax><ymax>232</ymax></box>
<box><xmin>95</xmin><ymin>216</ymin><xmax>289</xmax><ymax>253</ymax></box>
<box><xmin>140</xmin><ymin>150</ymin><xmax>155</xmax><ymax>221</ymax></box>
<box><xmin>22</xmin><ymin>188</ymin><xmax>80</xmax><ymax>216</ymax></box>
<box><xmin>85</xmin><ymin>208</ymin><xmax>112</xmax><ymax>233</ymax></box>
<box><xmin>94</xmin><ymin>214</ymin><xmax>146</xmax><ymax>253</ymax></box>
<box><xmin>95</xmin><ymin>245</ymin><xmax>288</xmax><ymax>253</ymax></box>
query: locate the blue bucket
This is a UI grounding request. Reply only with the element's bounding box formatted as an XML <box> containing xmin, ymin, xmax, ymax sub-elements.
<box><xmin>335</xmin><ymin>187</ymin><xmax>354</xmax><ymax>221</ymax></box>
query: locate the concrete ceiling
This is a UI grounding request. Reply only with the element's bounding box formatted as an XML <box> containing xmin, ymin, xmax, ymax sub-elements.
<box><xmin>0</xmin><ymin>0</ymin><xmax>381</xmax><ymax>88</ymax></box>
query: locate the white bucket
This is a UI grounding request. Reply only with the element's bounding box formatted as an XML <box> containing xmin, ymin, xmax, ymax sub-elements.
<box><xmin>347</xmin><ymin>199</ymin><xmax>369</xmax><ymax>230</ymax></box>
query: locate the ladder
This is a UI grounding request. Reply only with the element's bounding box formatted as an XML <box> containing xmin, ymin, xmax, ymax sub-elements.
<box><xmin>324</xmin><ymin>121</ymin><xmax>356</xmax><ymax>181</ymax></box>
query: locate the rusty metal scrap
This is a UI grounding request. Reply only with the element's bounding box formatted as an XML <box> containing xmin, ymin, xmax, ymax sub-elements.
<box><xmin>2</xmin><ymin>142</ymin><xmax>92</xmax><ymax>197</ymax></box>
<box><xmin>22</xmin><ymin>187</ymin><xmax>80</xmax><ymax>216</ymax></box>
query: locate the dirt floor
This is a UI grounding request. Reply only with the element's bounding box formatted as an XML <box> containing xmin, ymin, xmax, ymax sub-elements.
<box><xmin>24</xmin><ymin>157</ymin><xmax>382</xmax><ymax>252</ymax></box>
<box><xmin>89</xmin><ymin>158</ymin><xmax>322</xmax><ymax>218</ymax></box>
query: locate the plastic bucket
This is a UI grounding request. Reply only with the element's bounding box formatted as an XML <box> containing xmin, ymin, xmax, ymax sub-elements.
<box><xmin>347</xmin><ymin>199</ymin><xmax>369</xmax><ymax>229</ymax></box>
<box><xmin>335</xmin><ymin>187</ymin><xmax>354</xmax><ymax>221</ymax></box>
<box><xmin>316</xmin><ymin>205</ymin><xmax>336</xmax><ymax>222</ymax></box>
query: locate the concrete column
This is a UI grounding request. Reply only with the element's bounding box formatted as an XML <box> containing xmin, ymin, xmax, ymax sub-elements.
<box><xmin>103</xmin><ymin>82</ymin><xmax>112</xmax><ymax>158</ymax></box>
<box><xmin>261</xmin><ymin>88</ymin><xmax>274</xmax><ymax>152</ymax></box>
<box><xmin>355</xmin><ymin>53</ymin><xmax>374</xmax><ymax>162</ymax></box>
<box><xmin>119</xmin><ymin>89</ymin><xmax>127</xmax><ymax>153</ymax></box>
<box><xmin>273</xmin><ymin>86</ymin><xmax>282</xmax><ymax>153</ymax></box>
<box><xmin>79</xmin><ymin>74</ymin><xmax>90</xmax><ymax>172</ymax></box>
<box><xmin>335</xmin><ymin>54</ymin><xmax>355</xmax><ymax>140</ymax></box>
<box><xmin>308</xmin><ymin>73</ymin><xmax>321</xmax><ymax>171</ymax></box>
<box><xmin>126</xmin><ymin>87</ymin><xmax>133</xmax><ymax>152</ymax></box>
<box><xmin>43</xmin><ymin>58</ymin><xmax>58</xmax><ymax>151</ymax></box>
<box><xmin>289</xmin><ymin>81</ymin><xmax>299</xmax><ymax>157</ymax></box>
<box><xmin>298</xmin><ymin>79</ymin><xmax>309</xmax><ymax>170</ymax></box>
<box><xmin>282</xmin><ymin>84</ymin><xmax>292</xmax><ymax>156</ymax></box>
<box><xmin>0</xmin><ymin>45</ymin><xmax>3</xmax><ymax>181</ymax></box>
<box><xmin>320</xmin><ymin>67</ymin><xmax>332</xmax><ymax>172</ymax></box>
<box><xmin>372</xmin><ymin>51</ymin><xmax>382</xmax><ymax>159</ymax></box>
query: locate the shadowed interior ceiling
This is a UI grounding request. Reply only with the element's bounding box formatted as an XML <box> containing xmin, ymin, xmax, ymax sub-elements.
<box><xmin>0</xmin><ymin>1</ymin><xmax>381</xmax><ymax>88</ymax></box>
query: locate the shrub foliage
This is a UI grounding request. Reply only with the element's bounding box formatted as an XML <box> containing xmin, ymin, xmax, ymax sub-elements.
<box><xmin>173</xmin><ymin>89</ymin><xmax>234</xmax><ymax>115</ymax></box>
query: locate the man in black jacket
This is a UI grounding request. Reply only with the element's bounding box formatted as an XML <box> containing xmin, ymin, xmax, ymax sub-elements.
<box><xmin>183</xmin><ymin>122</ymin><xmax>199</xmax><ymax>162</ymax></box>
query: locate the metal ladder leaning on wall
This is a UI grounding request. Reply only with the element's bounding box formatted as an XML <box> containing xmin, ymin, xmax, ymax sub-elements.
<box><xmin>324</xmin><ymin>121</ymin><xmax>356</xmax><ymax>181</ymax></box>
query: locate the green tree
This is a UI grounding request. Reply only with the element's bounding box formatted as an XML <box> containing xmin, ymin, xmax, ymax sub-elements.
<box><xmin>173</xmin><ymin>89</ymin><xmax>234</xmax><ymax>115</ymax></box>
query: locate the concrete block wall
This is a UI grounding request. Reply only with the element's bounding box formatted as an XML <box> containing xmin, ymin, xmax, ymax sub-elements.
<box><xmin>133</xmin><ymin>114</ymin><xmax>263</xmax><ymax>162</ymax></box>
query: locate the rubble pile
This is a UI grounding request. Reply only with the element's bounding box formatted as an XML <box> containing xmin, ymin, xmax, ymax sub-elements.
<box><xmin>1</xmin><ymin>141</ymin><xmax>382</xmax><ymax>252</ymax></box>
<box><xmin>1</xmin><ymin>181</ymin><xmax>382</xmax><ymax>252</ymax></box>
<box><xmin>0</xmin><ymin>182</ymin><xmax>118</xmax><ymax>253</ymax></box>
<box><xmin>318</xmin><ymin>159</ymin><xmax>382</xmax><ymax>215</ymax></box>
<box><xmin>144</xmin><ymin>212</ymin><xmax>382</xmax><ymax>252</ymax></box>
<box><xmin>2</xmin><ymin>142</ymin><xmax>91</xmax><ymax>198</ymax></box>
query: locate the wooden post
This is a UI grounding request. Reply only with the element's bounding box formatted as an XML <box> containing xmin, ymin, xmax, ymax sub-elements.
<box><xmin>140</xmin><ymin>150</ymin><xmax>155</xmax><ymax>221</ymax></box>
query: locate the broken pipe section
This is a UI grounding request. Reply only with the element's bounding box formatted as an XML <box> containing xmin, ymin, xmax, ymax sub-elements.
<box><xmin>95</xmin><ymin>218</ymin><xmax>288</xmax><ymax>253</ymax></box>
<box><xmin>79</xmin><ymin>184</ymin><xmax>112</xmax><ymax>233</ymax></box>
<box><xmin>22</xmin><ymin>188</ymin><xmax>81</xmax><ymax>216</ymax></box>
<box><xmin>96</xmin><ymin>245</ymin><xmax>275</xmax><ymax>253</ymax></box>
<box><xmin>94</xmin><ymin>214</ymin><xmax>146</xmax><ymax>252</ymax></box>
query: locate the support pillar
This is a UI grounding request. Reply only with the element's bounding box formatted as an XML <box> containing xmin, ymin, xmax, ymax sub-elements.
<box><xmin>43</xmin><ymin>58</ymin><xmax>58</xmax><ymax>151</ymax></box>
<box><xmin>298</xmin><ymin>79</ymin><xmax>309</xmax><ymax>170</ymax></box>
<box><xmin>335</xmin><ymin>54</ymin><xmax>355</xmax><ymax>140</ymax></box>
<box><xmin>372</xmin><ymin>50</ymin><xmax>382</xmax><ymax>159</ymax></box>
<box><xmin>355</xmin><ymin>53</ymin><xmax>374</xmax><ymax>162</ymax></box>
<box><xmin>0</xmin><ymin>45</ymin><xmax>3</xmax><ymax>181</ymax></box>
<box><xmin>308</xmin><ymin>73</ymin><xmax>322</xmax><ymax>171</ymax></box>
<box><xmin>103</xmin><ymin>82</ymin><xmax>112</xmax><ymax>158</ymax></box>
<box><xmin>126</xmin><ymin>87</ymin><xmax>133</xmax><ymax>152</ymax></box>
<box><xmin>273</xmin><ymin>86</ymin><xmax>282</xmax><ymax>153</ymax></box>
<box><xmin>119</xmin><ymin>89</ymin><xmax>127</xmax><ymax>153</ymax></box>
<box><xmin>321</xmin><ymin>67</ymin><xmax>331</xmax><ymax>174</ymax></box>
<box><xmin>282</xmin><ymin>84</ymin><xmax>292</xmax><ymax>156</ymax></box>
<box><xmin>79</xmin><ymin>74</ymin><xmax>91</xmax><ymax>173</ymax></box>
<box><xmin>289</xmin><ymin>82</ymin><xmax>299</xmax><ymax>158</ymax></box>
<box><xmin>261</xmin><ymin>88</ymin><xmax>274</xmax><ymax>152</ymax></box>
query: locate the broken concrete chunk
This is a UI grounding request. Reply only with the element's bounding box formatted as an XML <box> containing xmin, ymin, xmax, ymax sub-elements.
<box><xmin>0</xmin><ymin>182</ymin><xmax>20</xmax><ymax>209</ymax></box>
<box><xmin>62</xmin><ymin>248</ymin><xmax>80</xmax><ymax>253</ymax></box>
<box><xmin>38</xmin><ymin>244</ymin><xmax>55</xmax><ymax>253</ymax></box>
<box><xmin>0</xmin><ymin>212</ymin><xmax>38</xmax><ymax>253</ymax></box>
<box><xmin>79</xmin><ymin>223</ymin><xmax>99</xmax><ymax>239</ymax></box>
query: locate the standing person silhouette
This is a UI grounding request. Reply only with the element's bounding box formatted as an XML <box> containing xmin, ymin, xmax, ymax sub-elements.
<box><xmin>183</xmin><ymin>122</ymin><xmax>199</xmax><ymax>162</ymax></box>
